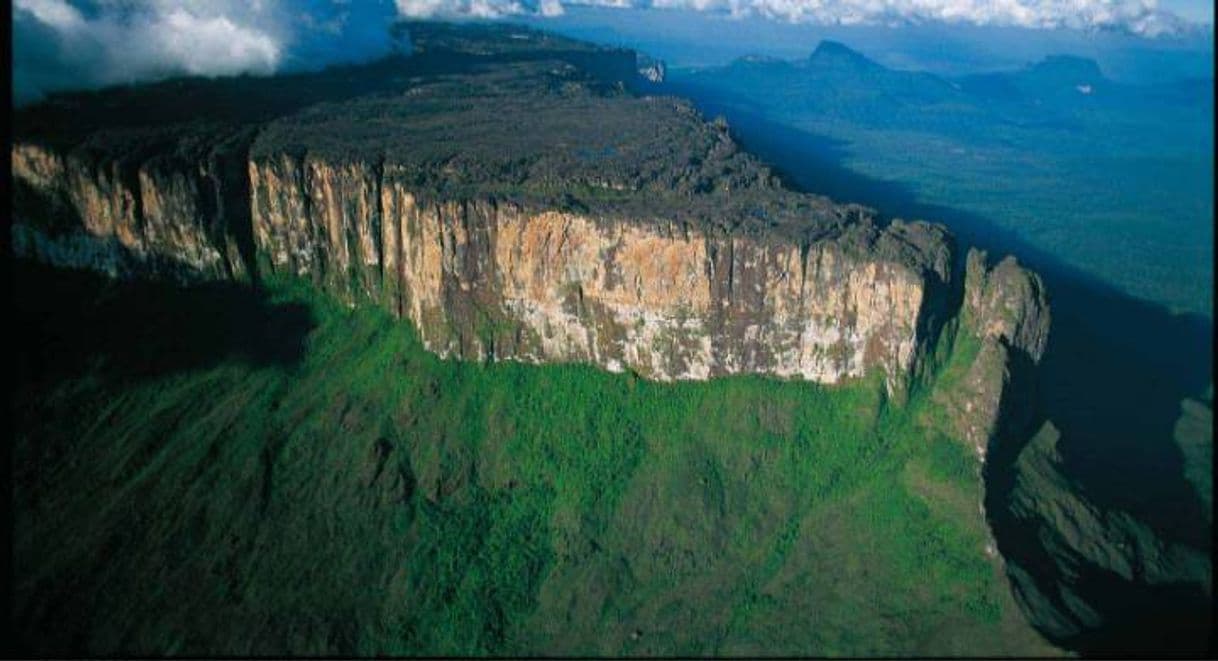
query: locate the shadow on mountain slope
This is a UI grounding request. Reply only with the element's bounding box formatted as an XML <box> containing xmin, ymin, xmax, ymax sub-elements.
<box><xmin>662</xmin><ymin>85</ymin><xmax>1213</xmax><ymax>654</ymax></box>
<box><xmin>13</xmin><ymin>262</ymin><xmax>314</xmax><ymax>387</ymax></box>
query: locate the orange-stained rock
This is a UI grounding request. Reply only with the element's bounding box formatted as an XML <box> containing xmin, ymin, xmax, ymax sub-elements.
<box><xmin>243</xmin><ymin>157</ymin><xmax>944</xmax><ymax>393</ymax></box>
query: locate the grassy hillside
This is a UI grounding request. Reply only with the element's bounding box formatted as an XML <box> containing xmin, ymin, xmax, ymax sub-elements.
<box><xmin>11</xmin><ymin>263</ymin><xmax>1054</xmax><ymax>656</ymax></box>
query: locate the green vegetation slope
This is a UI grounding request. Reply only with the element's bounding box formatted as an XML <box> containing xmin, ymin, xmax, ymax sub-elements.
<box><xmin>11</xmin><ymin>262</ymin><xmax>1055</xmax><ymax>656</ymax></box>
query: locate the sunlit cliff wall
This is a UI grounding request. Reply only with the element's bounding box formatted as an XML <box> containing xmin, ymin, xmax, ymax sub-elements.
<box><xmin>11</xmin><ymin>139</ymin><xmax>1045</xmax><ymax>428</ymax></box>
<box><xmin>247</xmin><ymin>155</ymin><xmax>949</xmax><ymax>392</ymax></box>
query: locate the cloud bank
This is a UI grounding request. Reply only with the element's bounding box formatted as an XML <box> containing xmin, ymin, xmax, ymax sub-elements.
<box><xmin>13</xmin><ymin>0</ymin><xmax>401</xmax><ymax>104</ymax></box>
<box><xmin>12</xmin><ymin>0</ymin><xmax>1201</xmax><ymax>105</ymax></box>
<box><xmin>393</xmin><ymin>0</ymin><xmax>1195</xmax><ymax>36</ymax></box>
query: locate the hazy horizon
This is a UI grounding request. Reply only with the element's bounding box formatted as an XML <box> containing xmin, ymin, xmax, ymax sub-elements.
<box><xmin>13</xmin><ymin>0</ymin><xmax>1215</xmax><ymax>105</ymax></box>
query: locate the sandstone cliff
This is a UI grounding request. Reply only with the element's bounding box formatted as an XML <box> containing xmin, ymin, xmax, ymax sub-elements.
<box><xmin>13</xmin><ymin>143</ymin><xmax>955</xmax><ymax>396</ymax></box>
<box><xmin>246</xmin><ymin>151</ymin><xmax>957</xmax><ymax>392</ymax></box>
<box><xmin>9</xmin><ymin>21</ymin><xmax>1046</xmax><ymax>426</ymax></box>
<box><xmin>11</xmin><ymin>134</ymin><xmax>253</xmax><ymax>283</ymax></box>
<box><xmin>944</xmin><ymin>249</ymin><xmax>1051</xmax><ymax>458</ymax></box>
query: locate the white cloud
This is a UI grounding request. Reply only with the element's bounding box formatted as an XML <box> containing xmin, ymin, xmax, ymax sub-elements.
<box><xmin>140</xmin><ymin>8</ymin><xmax>282</xmax><ymax>77</ymax></box>
<box><xmin>13</xmin><ymin>0</ymin><xmax>399</xmax><ymax>104</ymax></box>
<box><xmin>395</xmin><ymin>0</ymin><xmax>527</xmax><ymax>19</ymax></box>
<box><xmin>539</xmin><ymin>0</ymin><xmax>566</xmax><ymax>17</ymax></box>
<box><xmin>393</xmin><ymin>0</ymin><xmax>1195</xmax><ymax>37</ymax></box>
<box><xmin>16</xmin><ymin>0</ymin><xmax>87</xmax><ymax>29</ymax></box>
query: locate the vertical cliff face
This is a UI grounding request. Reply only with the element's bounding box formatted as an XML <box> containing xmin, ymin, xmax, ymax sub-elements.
<box><xmin>246</xmin><ymin>154</ymin><xmax>951</xmax><ymax>393</ymax></box>
<box><xmin>962</xmin><ymin>250</ymin><xmax>1051</xmax><ymax>362</ymax></box>
<box><xmin>11</xmin><ymin>137</ymin><xmax>959</xmax><ymax>394</ymax></box>
<box><xmin>12</xmin><ymin>142</ymin><xmax>251</xmax><ymax>283</ymax></box>
<box><xmin>946</xmin><ymin>249</ymin><xmax>1051</xmax><ymax>458</ymax></box>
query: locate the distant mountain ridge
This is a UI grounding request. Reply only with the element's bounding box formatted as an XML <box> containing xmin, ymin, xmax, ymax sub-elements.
<box><xmin>808</xmin><ymin>40</ymin><xmax>885</xmax><ymax>69</ymax></box>
<box><xmin>726</xmin><ymin>40</ymin><xmax>1114</xmax><ymax>96</ymax></box>
<box><xmin>679</xmin><ymin>40</ymin><xmax>1212</xmax><ymax>143</ymax></box>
